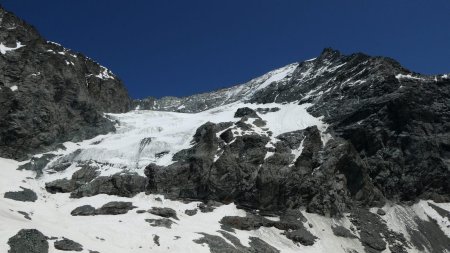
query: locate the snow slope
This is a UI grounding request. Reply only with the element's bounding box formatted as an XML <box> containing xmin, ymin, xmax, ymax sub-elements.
<box><xmin>1</xmin><ymin>102</ymin><xmax>449</xmax><ymax>253</ymax></box>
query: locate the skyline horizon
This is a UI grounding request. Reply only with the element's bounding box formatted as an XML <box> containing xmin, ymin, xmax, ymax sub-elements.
<box><xmin>2</xmin><ymin>1</ymin><xmax>450</xmax><ymax>99</ymax></box>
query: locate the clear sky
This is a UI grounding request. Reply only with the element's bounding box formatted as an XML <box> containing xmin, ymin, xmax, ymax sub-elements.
<box><xmin>2</xmin><ymin>0</ymin><xmax>450</xmax><ymax>99</ymax></box>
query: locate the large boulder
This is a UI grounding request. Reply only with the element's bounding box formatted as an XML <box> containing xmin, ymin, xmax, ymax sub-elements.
<box><xmin>7</xmin><ymin>229</ymin><xmax>48</xmax><ymax>253</ymax></box>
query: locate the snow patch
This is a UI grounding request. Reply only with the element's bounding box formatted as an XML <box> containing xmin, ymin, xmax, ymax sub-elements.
<box><xmin>0</xmin><ymin>41</ymin><xmax>25</xmax><ymax>54</ymax></box>
<box><xmin>395</xmin><ymin>74</ymin><xmax>424</xmax><ymax>81</ymax></box>
<box><xmin>95</xmin><ymin>66</ymin><xmax>115</xmax><ymax>80</ymax></box>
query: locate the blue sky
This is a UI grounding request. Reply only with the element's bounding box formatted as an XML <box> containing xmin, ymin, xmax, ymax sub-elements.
<box><xmin>2</xmin><ymin>0</ymin><xmax>450</xmax><ymax>99</ymax></box>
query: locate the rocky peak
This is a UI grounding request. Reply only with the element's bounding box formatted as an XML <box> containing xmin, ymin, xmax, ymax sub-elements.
<box><xmin>0</xmin><ymin>6</ymin><xmax>131</xmax><ymax>160</ymax></box>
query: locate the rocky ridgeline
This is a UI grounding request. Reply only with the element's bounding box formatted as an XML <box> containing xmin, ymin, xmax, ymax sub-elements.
<box><xmin>0</xmin><ymin>5</ymin><xmax>131</xmax><ymax>160</ymax></box>
<box><xmin>138</xmin><ymin>49</ymin><xmax>450</xmax><ymax>208</ymax></box>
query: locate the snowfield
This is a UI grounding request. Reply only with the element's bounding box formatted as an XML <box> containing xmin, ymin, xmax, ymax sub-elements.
<box><xmin>0</xmin><ymin>102</ymin><xmax>449</xmax><ymax>253</ymax></box>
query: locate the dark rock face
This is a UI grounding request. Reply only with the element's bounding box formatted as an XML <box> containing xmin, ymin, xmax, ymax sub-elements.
<box><xmin>46</xmin><ymin>164</ymin><xmax>100</xmax><ymax>193</ymax></box>
<box><xmin>54</xmin><ymin>238</ymin><xmax>83</xmax><ymax>252</ymax></box>
<box><xmin>144</xmin><ymin>120</ymin><xmax>383</xmax><ymax>216</ymax></box>
<box><xmin>0</xmin><ymin>6</ymin><xmax>130</xmax><ymax>160</ymax></box>
<box><xmin>70</xmin><ymin>173</ymin><xmax>147</xmax><ymax>198</ymax></box>
<box><xmin>4</xmin><ymin>187</ymin><xmax>37</xmax><ymax>202</ymax></box>
<box><xmin>142</xmin><ymin>48</ymin><xmax>449</xmax><ymax>215</ymax></box>
<box><xmin>7</xmin><ymin>229</ymin><xmax>48</xmax><ymax>253</ymax></box>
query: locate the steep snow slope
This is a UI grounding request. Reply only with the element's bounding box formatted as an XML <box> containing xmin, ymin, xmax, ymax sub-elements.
<box><xmin>45</xmin><ymin>102</ymin><xmax>326</xmax><ymax>175</ymax></box>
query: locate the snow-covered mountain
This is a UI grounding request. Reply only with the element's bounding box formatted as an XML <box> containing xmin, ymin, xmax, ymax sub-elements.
<box><xmin>1</xmin><ymin>5</ymin><xmax>450</xmax><ymax>253</ymax></box>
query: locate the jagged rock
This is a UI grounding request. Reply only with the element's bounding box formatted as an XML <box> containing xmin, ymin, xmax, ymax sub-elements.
<box><xmin>219</xmin><ymin>129</ymin><xmax>233</xmax><ymax>143</ymax></box>
<box><xmin>71</xmin><ymin>164</ymin><xmax>100</xmax><ymax>184</ymax></box>
<box><xmin>276</xmin><ymin>130</ymin><xmax>304</xmax><ymax>150</ymax></box>
<box><xmin>184</xmin><ymin>209</ymin><xmax>198</xmax><ymax>216</ymax></box>
<box><xmin>7</xmin><ymin>229</ymin><xmax>48</xmax><ymax>253</ymax></box>
<box><xmin>17</xmin><ymin>211</ymin><xmax>31</xmax><ymax>220</ymax></box>
<box><xmin>54</xmin><ymin>238</ymin><xmax>83</xmax><ymax>251</ymax></box>
<box><xmin>70</xmin><ymin>205</ymin><xmax>96</xmax><ymax>216</ymax></box>
<box><xmin>252</xmin><ymin>118</ymin><xmax>266</xmax><ymax>127</ymax></box>
<box><xmin>4</xmin><ymin>187</ymin><xmax>37</xmax><ymax>202</ymax></box>
<box><xmin>17</xmin><ymin>154</ymin><xmax>56</xmax><ymax>177</ymax></box>
<box><xmin>145</xmin><ymin>218</ymin><xmax>176</xmax><ymax>228</ymax></box>
<box><xmin>153</xmin><ymin>235</ymin><xmax>160</xmax><ymax>246</ymax></box>
<box><xmin>45</xmin><ymin>179</ymin><xmax>77</xmax><ymax>193</ymax></box>
<box><xmin>234</xmin><ymin>107</ymin><xmax>259</xmax><ymax>118</ymax></box>
<box><xmin>95</xmin><ymin>201</ymin><xmax>136</xmax><ymax>215</ymax></box>
<box><xmin>406</xmin><ymin>214</ymin><xmax>450</xmax><ymax>253</ymax></box>
<box><xmin>0</xmin><ymin>7</ymin><xmax>130</xmax><ymax>161</ymax></box>
<box><xmin>331</xmin><ymin>225</ymin><xmax>358</xmax><ymax>238</ymax></box>
<box><xmin>194</xmin><ymin>232</ymin><xmax>280</xmax><ymax>253</ymax></box>
<box><xmin>71</xmin><ymin>201</ymin><xmax>136</xmax><ymax>216</ymax></box>
<box><xmin>70</xmin><ymin>173</ymin><xmax>147</xmax><ymax>198</ymax></box>
<box><xmin>220</xmin><ymin>211</ymin><xmax>316</xmax><ymax>245</ymax></box>
<box><xmin>350</xmin><ymin>208</ymin><xmax>409</xmax><ymax>253</ymax></box>
<box><xmin>148</xmin><ymin>207</ymin><xmax>178</xmax><ymax>220</ymax></box>
<box><xmin>49</xmin><ymin>162</ymin><xmax>71</xmax><ymax>172</ymax></box>
<box><xmin>283</xmin><ymin>228</ymin><xmax>318</xmax><ymax>246</ymax></box>
<box><xmin>198</xmin><ymin>203</ymin><xmax>216</xmax><ymax>213</ymax></box>
<box><xmin>45</xmin><ymin>164</ymin><xmax>100</xmax><ymax>194</ymax></box>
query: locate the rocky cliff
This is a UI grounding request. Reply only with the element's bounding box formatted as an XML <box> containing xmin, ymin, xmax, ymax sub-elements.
<box><xmin>0</xmin><ymin>5</ymin><xmax>131</xmax><ymax>160</ymax></box>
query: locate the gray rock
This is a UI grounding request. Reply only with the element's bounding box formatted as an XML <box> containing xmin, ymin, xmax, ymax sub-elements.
<box><xmin>283</xmin><ymin>228</ymin><xmax>318</xmax><ymax>246</ymax></box>
<box><xmin>4</xmin><ymin>187</ymin><xmax>37</xmax><ymax>202</ymax></box>
<box><xmin>148</xmin><ymin>207</ymin><xmax>178</xmax><ymax>220</ymax></box>
<box><xmin>7</xmin><ymin>229</ymin><xmax>48</xmax><ymax>253</ymax></box>
<box><xmin>350</xmin><ymin>208</ymin><xmax>409</xmax><ymax>253</ymax></box>
<box><xmin>331</xmin><ymin>225</ymin><xmax>357</xmax><ymax>239</ymax></box>
<box><xmin>184</xmin><ymin>209</ymin><xmax>198</xmax><ymax>216</ymax></box>
<box><xmin>45</xmin><ymin>179</ymin><xmax>77</xmax><ymax>193</ymax></box>
<box><xmin>219</xmin><ymin>129</ymin><xmax>233</xmax><ymax>143</ymax></box>
<box><xmin>17</xmin><ymin>154</ymin><xmax>56</xmax><ymax>177</ymax></box>
<box><xmin>70</xmin><ymin>173</ymin><xmax>147</xmax><ymax>198</ymax></box>
<box><xmin>145</xmin><ymin>218</ymin><xmax>176</xmax><ymax>228</ymax></box>
<box><xmin>95</xmin><ymin>201</ymin><xmax>136</xmax><ymax>215</ymax></box>
<box><xmin>153</xmin><ymin>235</ymin><xmax>160</xmax><ymax>246</ymax></box>
<box><xmin>198</xmin><ymin>203</ymin><xmax>215</xmax><ymax>213</ymax></box>
<box><xmin>376</xmin><ymin>209</ymin><xmax>386</xmax><ymax>216</ymax></box>
<box><xmin>54</xmin><ymin>238</ymin><xmax>83</xmax><ymax>251</ymax></box>
<box><xmin>70</xmin><ymin>205</ymin><xmax>96</xmax><ymax>216</ymax></box>
<box><xmin>234</xmin><ymin>107</ymin><xmax>259</xmax><ymax>118</ymax></box>
<box><xmin>17</xmin><ymin>211</ymin><xmax>31</xmax><ymax>220</ymax></box>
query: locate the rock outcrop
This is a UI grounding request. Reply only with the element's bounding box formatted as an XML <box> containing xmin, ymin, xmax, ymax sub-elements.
<box><xmin>0</xmin><ymin>6</ymin><xmax>131</xmax><ymax>160</ymax></box>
